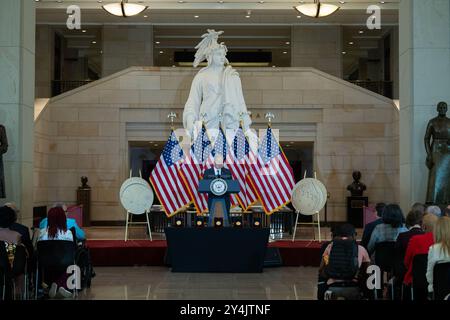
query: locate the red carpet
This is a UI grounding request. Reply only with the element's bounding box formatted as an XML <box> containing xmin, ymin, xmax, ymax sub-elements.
<box><xmin>87</xmin><ymin>240</ymin><xmax>324</xmax><ymax>268</ymax></box>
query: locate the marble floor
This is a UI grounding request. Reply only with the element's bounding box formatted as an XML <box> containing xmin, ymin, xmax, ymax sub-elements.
<box><xmin>77</xmin><ymin>266</ymin><xmax>318</xmax><ymax>300</ymax></box>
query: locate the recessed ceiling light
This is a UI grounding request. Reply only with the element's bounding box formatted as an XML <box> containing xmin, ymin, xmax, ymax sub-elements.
<box><xmin>82</xmin><ymin>30</ymin><xmax>87</xmax><ymax>33</ymax></box>
<box><xmin>342</xmin><ymin>51</ymin><xmax>347</xmax><ymax>55</ymax></box>
<box><xmin>296</xmin><ymin>15</ymin><xmax>301</xmax><ymax>18</ymax></box>
<box><xmin>349</xmin><ymin>41</ymin><xmax>354</xmax><ymax>45</ymax></box>
<box><xmin>194</xmin><ymin>15</ymin><xmax>199</xmax><ymax>18</ymax></box>
<box><xmin>359</xmin><ymin>30</ymin><xmax>364</xmax><ymax>34</ymax></box>
<box><xmin>283</xmin><ymin>51</ymin><xmax>287</xmax><ymax>54</ymax></box>
<box><xmin>178</xmin><ymin>1</ymin><xmax>185</xmax><ymax>3</ymax></box>
<box><xmin>285</xmin><ymin>41</ymin><xmax>290</xmax><ymax>45</ymax></box>
<box><xmin>245</xmin><ymin>15</ymin><xmax>251</xmax><ymax>18</ymax></box>
<box><xmin>143</xmin><ymin>15</ymin><xmax>148</xmax><ymax>18</ymax></box>
<box><xmin>159</xmin><ymin>51</ymin><xmax>164</xmax><ymax>54</ymax></box>
<box><xmin>155</xmin><ymin>41</ymin><xmax>160</xmax><ymax>44</ymax></box>
<box><xmin>92</xmin><ymin>41</ymin><xmax>97</xmax><ymax>44</ymax></box>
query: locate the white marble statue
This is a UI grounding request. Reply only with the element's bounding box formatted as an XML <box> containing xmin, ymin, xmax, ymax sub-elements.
<box><xmin>183</xmin><ymin>30</ymin><xmax>253</xmax><ymax>143</ymax></box>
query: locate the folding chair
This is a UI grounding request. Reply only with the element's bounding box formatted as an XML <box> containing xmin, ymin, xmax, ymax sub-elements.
<box><xmin>35</xmin><ymin>240</ymin><xmax>78</xmax><ymax>299</ymax></box>
<box><xmin>374</xmin><ymin>241</ymin><xmax>396</xmax><ymax>300</ymax></box>
<box><xmin>433</xmin><ymin>262</ymin><xmax>450</xmax><ymax>300</ymax></box>
<box><xmin>411</xmin><ymin>254</ymin><xmax>428</xmax><ymax>301</ymax></box>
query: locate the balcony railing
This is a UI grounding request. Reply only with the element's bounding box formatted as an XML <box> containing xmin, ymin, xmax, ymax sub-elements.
<box><xmin>349</xmin><ymin>80</ymin><xmax>393</xmax><ymax>99</ymax></box>
<box><xmin>51</xmin><ymin>80</ymin><xmax>93</xmax><ymax>97</ymax></box>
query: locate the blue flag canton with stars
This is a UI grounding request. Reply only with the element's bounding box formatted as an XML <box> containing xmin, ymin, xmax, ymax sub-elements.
<box><xmin>211</xmin><ymin>127</ymin><xmax>228</xmax><ymax>159</ymax></box>
<box><xmin>233</xmin><ymin>127</ymin><xmax>249</xmax><ymax>161</ymax></box>
<box><xmin>162</xmin><ymin>131</ymin><xmax>184</xmax><ymax>166</ymax></box>
<box><xmin>259</xmin><ymin>127</ymin><xmax>280</xmax><ymax>164</ymax></box>
<box><xmin>191</xmin><ymin>125</ymin><xmax>212</xmax><ymax>164</ymax></box>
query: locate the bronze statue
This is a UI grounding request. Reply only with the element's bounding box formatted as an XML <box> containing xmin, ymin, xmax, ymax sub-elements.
<box><xmin>347</xmin><ymin>171</ymin><xmax>367</xmax><ymax>197</ymax></box>
<box><xmin>425</xmin><ymin>102</ymin><xmax>450</xmax><ymax>205</ymax></box>
<box><xmin>0</xmin><ymin>124</ymin><xmax>8</xmax><ymax>198</ymax></box>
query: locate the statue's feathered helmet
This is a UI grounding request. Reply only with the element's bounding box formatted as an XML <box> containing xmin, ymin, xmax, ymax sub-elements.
<box><xmin>193</xmin><ymin>29</ymin><xmax>229</xmax><ymax>67</ymax></box>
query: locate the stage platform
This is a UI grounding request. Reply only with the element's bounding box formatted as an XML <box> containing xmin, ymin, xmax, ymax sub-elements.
<box><xmin>84</xmin><ymin>226</ymin><xmax>362</xmax><ymax>268</ymax></box>
<box><xmin>86</xmin><ymin>239</ymin><xmax>324</xmax><ymax>268</ymax></box>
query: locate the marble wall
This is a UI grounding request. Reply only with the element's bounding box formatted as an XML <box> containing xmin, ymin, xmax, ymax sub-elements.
<box><xmin>101</xmin><ymin>25</ymin><xmax>154</xmax><ymax>77</ymax></box>
<box><xmin>34</xmin><ymin>66</ymin><xmax>398</xmax><ymax>223</ymax></box>
<box><xmin>291</xmin><ymin>26</ymin><xmax>343</xmax><ymax>78</ymax></box>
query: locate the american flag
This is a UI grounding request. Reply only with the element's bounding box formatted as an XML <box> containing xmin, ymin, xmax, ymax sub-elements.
<box><xmin>229</xmin><ymin>126</ymin><xmax>258</xmax><ymax>210</ymax></box>
<box><xmin>179</xmin><ymin>124</ymin><xmax>212</xmax><ymax>213</ymax></box>
<box><xmin>204</xmin><ymin>126</ymin><xmax>239</xmax><ymax>207</ymax></box>
<box><xmin>248</xmin><ymin>126</ymin><xmax>295</xmax><ymax>214</ymax></box>
<box><xmin>149</xmin><ymin>131</ymin><xmax>191</xmax><ymax>217</ymax></box>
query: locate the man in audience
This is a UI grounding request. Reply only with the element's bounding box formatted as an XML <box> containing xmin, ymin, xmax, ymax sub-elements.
<box><xmin>39</xmin><ymin>202</ymin><xmax>86</xmax><ymax>241</ymax></box>
<box><xmin>444</xmin><ymin>207</ymin><xmax>450</xmax><ymax>217</ymax></box>
<box><xmin>319</xmin><ymin>224</ymin><xmax>371</xmax><ymax>299</ymax></box>
<box><xmin>403</xmin><ymin>213</ymin><xmax>438</xmax><ymax>291</ymax></box>
<box><xmin>361</xmin><ymin>203</ymin><xmax>386</xmax><ymax>249</ymax></box>
<box><xmin>426</xmin><ymin>205</ymin><xmax>442</xmax><ymax>217</ymax></box>
<box><xmin>4</xmin><ymin>202</ymin><xmax>33</xmax><ymax>257</ymax></box>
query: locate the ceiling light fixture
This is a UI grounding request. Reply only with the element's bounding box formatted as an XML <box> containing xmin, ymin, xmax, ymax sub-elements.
<box><xmin>102</xmin><ymin>0</ymin><xmax>148</xmax><ymax>18</ymax></box>
<box><xmin>294</xmin><ymin>0</ymin><xmax>340</xmax><ymax>18</ymax></box>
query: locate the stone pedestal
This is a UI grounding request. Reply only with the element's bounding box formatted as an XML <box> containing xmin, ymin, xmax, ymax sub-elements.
<box><xmin>77</xmin><ymin>188</ymin><xmax>91</xmax><ymax>227</ymax></box>
<box><xmin>347</xmin><ymin>197</ymin><xmax>368</xmax><ymax>228</ymax></box>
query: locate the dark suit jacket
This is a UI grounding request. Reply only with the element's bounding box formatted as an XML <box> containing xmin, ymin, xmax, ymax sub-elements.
<box><xmin>203</xmin><ymin>167</ymin><xmax>232</xmax><ymax>215</ymax></box>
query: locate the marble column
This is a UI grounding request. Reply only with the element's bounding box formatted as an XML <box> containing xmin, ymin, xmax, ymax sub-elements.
<box><xmin>0</xmin><ymin>0</ymin><xmax>35</xmax><ymax>226</ymax></box>
<box><xmin>399</xmin><ymin>0</ymin><xmax>450</xmax><ymax>211</ymax></box>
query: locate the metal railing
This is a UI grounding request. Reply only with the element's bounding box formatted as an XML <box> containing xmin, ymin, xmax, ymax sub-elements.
<box><xmin>349</xmin><ymin>80</ymin><xmax>393</xmax><ymax>99</ymax></box>
<box><xmin>51</xmin><ymin>80</ymin><xmax>93</xmax><ymax>96</ymax></box>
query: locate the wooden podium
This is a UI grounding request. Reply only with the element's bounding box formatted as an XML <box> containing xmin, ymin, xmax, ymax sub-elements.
<box><xmin>198</xmin><ymin>178</ymin><xmax>240</xmax><ymax>227</ymax></box>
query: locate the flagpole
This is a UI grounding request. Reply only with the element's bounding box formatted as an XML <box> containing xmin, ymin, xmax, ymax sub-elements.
<box><xmin>167</xmin><ymin>112</ymin><xmax>177</xmax><ymax>131</ymax></box>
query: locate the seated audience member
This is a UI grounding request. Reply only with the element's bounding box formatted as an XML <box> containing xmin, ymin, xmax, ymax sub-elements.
<box><xmin>319</xmin><ymin>224</ymin><xmax>371</xmax><ymax>299</ymax></box>
<box><xmin>367</xmin><ymin>204</ymin><xmax>408</xmax><ymax>255</ymax></box>
<box><xmin>0</xmin><ymin>206</ymin><xmax>22</xmax><ymax>244</ymax></box>
<box><xmin>0</xmin><ymin>206</ymin><xmax>27</xmax><ymax>298</ymax></box>
<box><xmin>426</xmin><ymin>205</ymin><xmax>442</xmax><ymax>218</ymax></box>
<box><xmin>444</xmin><ymin>207</ymin><xmax>450</xmax><ymax>217</ymax></box>
<box><xmin>394</xmin><ymin>210</ymin><xmax>424</xmax><ymax>283</ymax></box>
<box><xmin>403</xmin><ymin>213</ymin><xmax>438</xmax><ymax>288</ymax></box>
<box><xmin>38</xmin><ymin>207</ymin><xmax>74</xmax><ymax>299</ymax></box>
<box><xmin>4</xmin><ymin>202</ymin><xmax>33</xmax><ymax>257</ymax></box>
<box><xmin>39</xmin><ymin>202</ymin><xmax>85</xmax><ymax>241</ymax></box>
<box><xmin>426</xmin><ymin>216</ymin><xmax>450</xmax><ymax>294</ymax></box>
<box><xmin>361</xmin><ymin>203</ymin><xmax>386</xmax><ymax>249</ymax></box>
<box><xmin>411</xmin><ymin>203</ymin><xmax>426</xmax><ymax>215</ymax></box>
<box><xmin>396</xmin><ymin>210</ymin><xmax>424</xmax><ymax>257</ymax></box>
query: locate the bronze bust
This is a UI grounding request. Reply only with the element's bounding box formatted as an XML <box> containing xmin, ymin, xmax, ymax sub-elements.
<box><xmin>79</xmin><ymin>176</ymin><xmax>91</xmax><ymax>189</ymax></box>
<box><xmin>424</xmin><ymin>102</ymin><xmax>450</xmax><ymax>205</ymax></box>
<box><xmin>347</xmin><ymin>171</ymin><xmax>367</xmax><ymax>197</ymax></box>
<box><xmin>0</xmin><ymin>124</ymin><xmax>8</xmax><ymax>198</ymax></box>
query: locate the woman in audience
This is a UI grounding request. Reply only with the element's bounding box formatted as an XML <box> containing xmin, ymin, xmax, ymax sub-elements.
<box><xmin>367</xmin><ymin>204</ymin><xmax>407</xmax><ymax>255</ymax></box>
<box><xmin>426</xmin><ymin>216</ymin><xmax>450</xmax><ymax>294</ymax></box>
<box><xmin>38</xmin><ymin>207</ymin><xmax>74</xmax><ymax>299</ymax></box>
<box><xmin>403</xmin><ymin>213</ymin><xmax>438</xmax><ymax>289</ymax></box>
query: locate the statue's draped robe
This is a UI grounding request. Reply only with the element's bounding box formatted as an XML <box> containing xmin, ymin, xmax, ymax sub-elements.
<box><xmin>183</xmin><ymin>66</ymin><xmax>252</xmax><ymax>141</ymax></box>
<box><xmin>0</xmin><ymin>125</ymin><xmax>8</xmax><ymax>198</ymax></box>
<box><xmin>425</xmin><ymin>117</ymin><xmax>450</xmax><ymax>205</ymax></box>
